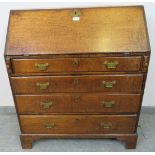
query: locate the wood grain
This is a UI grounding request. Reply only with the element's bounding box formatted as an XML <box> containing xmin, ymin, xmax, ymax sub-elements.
<box><xmin>15</xmin><ymin>93</ymin><xmax>141</xmax><ymax>114</ymax></box>
<box><xmin>20</xmin><ymin>134</ymin><xmax>137</xmax><ymax>149</ymax></box>
<box><xmin>5</xmin><ymin>6</ymin><xmax>150</xmax><ymax>55</ymax></box>
<box><xmin>11</xmin><ymin>74</ymin><xmax>143</xmax><ymax>94</ymax></box>
<box><xmin>4</xmin><ymin>6</ymin><xmax>150</xmax><ymax>149</ymax></box>
<box><xmin>12</xmin><ymin>56</ymin><xmax>142</xmax><ymax>74</ymax></box>
<box><xmin>19</xmin><ymin>114</ymin><xmax>137</xmax><ymax>134</ymax></box>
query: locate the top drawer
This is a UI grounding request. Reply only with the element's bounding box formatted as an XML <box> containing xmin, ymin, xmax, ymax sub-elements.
<box><xmin>12</xmin><ymin>57</ymin><xmax>142</xmax><ymax>74</ymax></box>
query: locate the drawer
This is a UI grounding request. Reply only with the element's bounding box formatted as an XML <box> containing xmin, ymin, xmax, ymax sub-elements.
<box><xmin>11</xmin><ymin>75</ymin><xmax>143</xmax><ymax>94</ymax></box>
<box><xmin>12</xmin><ymin>57</ymin><xmax>141</xmax><ymax>74</ymax></box>
<box><xmin>19</xmin><ymin>115</ymin><xmax>137</xmax><ymax>134</ymax></box>
<box><xmin>15</xmin><ymin>94</ymin><xmax>141</xmax><ymax>114</ymax></box>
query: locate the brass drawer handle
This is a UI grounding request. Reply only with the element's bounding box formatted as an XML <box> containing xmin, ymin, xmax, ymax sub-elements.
<box><xmin>44</xmin><ymin>122</ymin><xmax>55</xmax><ymax>129</ymax></box>
<box><xmin>100</xmin><ymin>122</ymin><xmax>112</xmax><ymax>129</ymax></box>
<box><xmin>101</xmin><ymin>101</ymin><xmax>115</xmax><ymax>108</ymax></box>
<box><xmin>73</xmin><ymin>59</ymin><xmax>79</xmax><ymax>68</ymax></box>
<box><xmin>35</xmin><ymin>63</ymin><xmax>49</xmax><ymax>71</ymax></box>
<box><xmin>104</xmin><ymin>61</ymin><xmax>119</xmax><ymax>69</ymax></box>
<box><xmin>102</xmin><ymin>81</ymin><xmax>116</xmax><ymax>88</ymax></box>
<box><xmin>40</xmin><ymin>101</ymin><xmax>53</xmax><ymax>109</ymax></box>
<box><xmin>36</xmin><ymin>82</ymin><xmax>50</xmax><ymax>90</ymax></box>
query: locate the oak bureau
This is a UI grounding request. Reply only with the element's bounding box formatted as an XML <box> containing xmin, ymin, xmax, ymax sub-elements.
<box><xmin>4</xmin><ymin>6</ymin><xmax>150</xmax><ymax>149</ymax></box>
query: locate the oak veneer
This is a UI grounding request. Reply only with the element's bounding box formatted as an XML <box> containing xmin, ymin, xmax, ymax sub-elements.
<box><xmin>11</xmin><ymin>75</ymin><xmax>143</xmax><ymax>94</ymax></box>
<box><xmin>5</xmin><ymin>6</ymin><xmax>150</xmax><ymax>149</ymax></box>
<box><xmin>15</xmin><ymin>94</ymin><xmax>141</xmax><ymax>114</ymax></box>
<box><xmin>19</xmin><ymin>115</ymin><xmax>137</xmax><ymax>134</ymax></box>
<box><xmin>12</xmin><ymin>57</ymin><xmax>142</xmax><ymax>74</ymax></box>
<box><xmin>5</xmin><ymin>6</ymin><xmax>150</xmax><ymax>55</ymax></box>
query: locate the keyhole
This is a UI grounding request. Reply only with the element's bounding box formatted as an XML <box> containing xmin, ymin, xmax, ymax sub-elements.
<box><xmin>72</xmin><ymin>10</ymin><xmax>80</xmax><ymax>21</ymax></box>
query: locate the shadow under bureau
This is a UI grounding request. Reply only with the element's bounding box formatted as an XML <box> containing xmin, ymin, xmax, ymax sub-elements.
<box><xmin>4</xmin><ymin>6</ymin><xmax>150</xmax><ymax>149</ymax></box>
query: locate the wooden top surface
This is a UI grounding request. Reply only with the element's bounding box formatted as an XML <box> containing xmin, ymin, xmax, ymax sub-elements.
<box><xmin>5</xmin><ymin>6</ymin><xmax>150</xmax><ymax>56</ymax></box>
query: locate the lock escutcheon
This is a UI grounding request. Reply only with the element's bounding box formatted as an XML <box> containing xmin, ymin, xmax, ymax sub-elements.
<box><xmin>74</xmin><ymin>96</ymin><xmax>81</xmax><ymax>103</ymax></box>
<box><xmin>73</xmin><ymin>59</ymin><xmax>79</xmax><ymax>68</ymax></box>
<box><xmin>73</xmin><ymin>79</ymin><xmax>79</xmax><ymax>85</ymax></box>
<box><xmin>71</xmin><ymin>9</ymin><xmax>81</xmax><ymax>17</ymax></box>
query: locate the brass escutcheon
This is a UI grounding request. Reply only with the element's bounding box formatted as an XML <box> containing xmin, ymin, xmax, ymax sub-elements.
<box><xmin>73</xmin><ymin>79</ymin><xmax>79</xmax><ymax>85</ymax></box>
<box><xmin>74</xmin><ymin>96</ymin><xmax>81</xmax><ymax>103</ymax></box>
<box><xmin>71</xmin><ymin>9</ymin><xmax>81</xmax><ymax>17</ymax></box>
<box><xmin>73</xmin><ymin>59</ymin><xmax>79</xmax><ymax>68</ymax></box>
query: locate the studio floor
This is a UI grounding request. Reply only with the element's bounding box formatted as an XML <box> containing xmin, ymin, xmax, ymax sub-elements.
<box><xmin>0</xmin><ymin>108</ymin><xmax>155</xmax><ymax>152</ymax></box>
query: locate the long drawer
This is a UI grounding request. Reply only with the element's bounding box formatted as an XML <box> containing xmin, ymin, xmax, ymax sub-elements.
<box><xmin>15</xmin><ymin>94</ymin><xmax>141</xmax><ymax>114</ymax></box>
<box><xmin>19</xmin><ymin>115</ymin><xmax>137</xmax><ymax>134</ymax></box>
<box><xmin>12</xmin><ymin>57</ymin><xmax>142</xmax><ymax>74</ymax></box>
<box><xmin>11</xmin><ymin>75</ymin><xmax>143</xmax><ymax>94</ymax></box>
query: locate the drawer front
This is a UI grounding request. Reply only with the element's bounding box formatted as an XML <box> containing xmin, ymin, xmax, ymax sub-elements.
<box><xmin>15</xmin><ymin>94</ymin><xmax>141</xmax><ymax>114</ymax></box>
<box><xmin>20</xmin><ymin>115</ymin><xmax>137</xmax><ymax>134</ymax></box>
<box><xmin>12</xmin><ymin>57</ymin><xmax>141</xmax><ymax>74</ymax></box>
<box><xmin>11</xmin><ymin>75</ymin><xmax>143</xmax><ymax>94</ymax></box>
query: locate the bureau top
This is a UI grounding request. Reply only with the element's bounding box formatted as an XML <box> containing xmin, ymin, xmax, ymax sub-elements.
<box><xmin>5</xmin><ymin>6</ymin><xmax>150</xmax><ymax>56</ymax></box>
